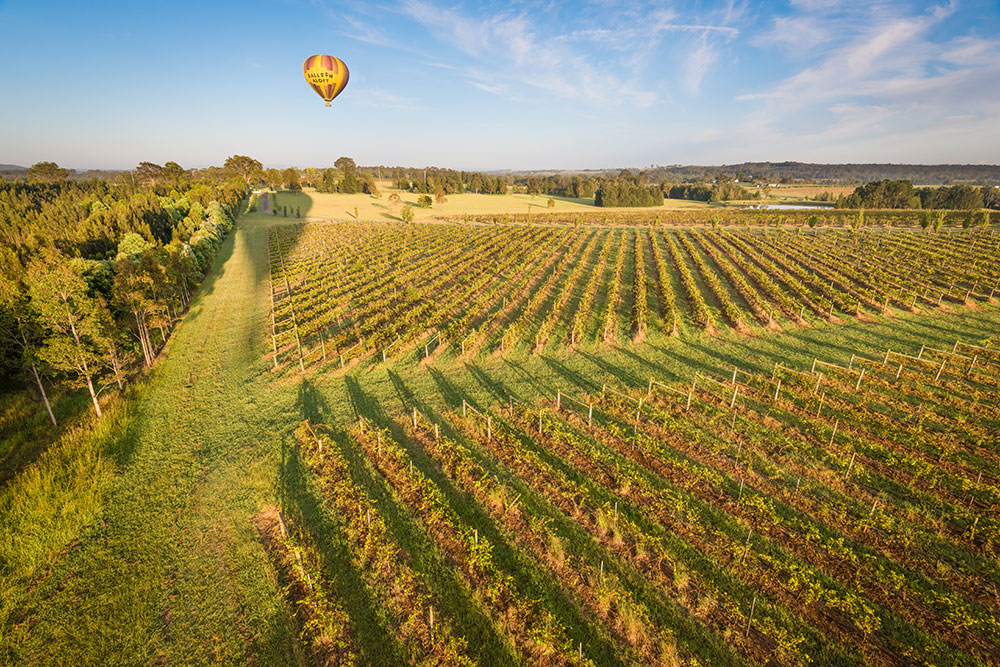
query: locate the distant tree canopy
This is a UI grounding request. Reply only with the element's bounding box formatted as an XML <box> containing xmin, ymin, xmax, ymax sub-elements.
<box><xmin>839</xmin><ymin>179</ymin><xmax>996</xmax><ymax>210</ymax></box>
<box><xmin>282</xmin><ymin>167</ymin><xmax>301</xmax><ymax>191</ymax></box>
<box><xmin>594</xmin><ymin>181</ymin><xmax>664</xmax><ymax>207</ymax></box>
<box><xmin>0</xmin><ymin>157</ymin><xmax>249</xmax><ymax>417</ymax></box>
<box><xmin>135</xmin><ymin>162</ymin><xmax>163</xmax><ymax>186</ymax></box>
<box><xmin>667</xmin><ymin>178</ymin><xmax>756</xmax><ymax>203</ymax></box>
<box><xmin>28</xmin><ymin>161</ymin><xmax>70</xmax><ymax>183</ymax></box>
<box><xmin>224</xmin><ymin>155</ymin><xmax>263</xmax><ymax>185</ymax></box>
<box><xmin>639</xmin><ymin>162</ymin><xmax>1000</xmax><ymax>185</ymax></box>
<box><xmin>916</xmin><ymin>184</ymin><xmax>987</xmax><ymax>210</ymax></box>
<box><xmin>839</xmin><ymin>180</ymin><xmax>919</xmax><ymax>209</ymax></box>
<box><xmin>313</xmin><ymin>156</ymin><xmax>365</xmax><ymax>194</ymax></box>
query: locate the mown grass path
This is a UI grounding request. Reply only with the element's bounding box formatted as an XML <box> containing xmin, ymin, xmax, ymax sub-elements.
<box><xmin>6</xmin><ymin>221</ymin><xmax>304</xmax><ymax>664</ymax></box>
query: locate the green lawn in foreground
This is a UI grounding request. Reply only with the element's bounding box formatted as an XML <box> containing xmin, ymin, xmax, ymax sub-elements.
<box><xmin>2</xmin><ymin>212</ymin><xmax>998</xmax><ymax>664</ymax></box>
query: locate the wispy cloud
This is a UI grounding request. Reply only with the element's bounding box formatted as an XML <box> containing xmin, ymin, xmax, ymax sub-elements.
<box><xmin>349</xmin><ymin>87</ymin><xmax>421</xmax><ymax>110</ymax></box>
<box><xmin>697</xmin><ymin>0</ymin><xmax>1000</xmax><ymax>161</ymax></box>
<box><xmin>398</xmin><ymin>0</ymin><xmax>659</xmax><ymax>107</ymax></box>
<box><xmin>739</xmin><ymin>2</ymin><xmax>966</xmax><ymax>111</ymax></box>
<box><xmin>683</xmin><ymin>34</ymin><xmax>719</xmax><ymax>95</ymax></box>
<box><xmin>337</xmin><ymin>13</ymin><xmax>399</xmax><ymax>48</ymax></box>
<box><xmin>307</xmin><ymin>0</ymin><xmax>998</xmax><ymax>165</ymax></box>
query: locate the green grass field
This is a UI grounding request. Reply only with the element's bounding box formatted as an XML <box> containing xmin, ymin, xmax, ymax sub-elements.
<box><xmin>2</xmin><ymin>212</ymin><xmax>998</xmax><ymax>664</ymax></box>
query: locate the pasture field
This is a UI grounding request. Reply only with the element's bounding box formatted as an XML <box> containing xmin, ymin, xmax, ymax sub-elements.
<box><xmin>2</xmin><ymin>213</ymin><xmax>998</xmax><ymax>666</ymax></box>
<box><xmin>245</xmin><ymin>187</ymin><xmax>710</xmax><ymax>224</ymax></box>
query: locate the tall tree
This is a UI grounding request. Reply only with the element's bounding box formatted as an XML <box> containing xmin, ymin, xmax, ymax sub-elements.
<box><xmin>0</xmin><ymin>249</ymin><xmax>56</xmax><ymax>425</ymax></box>
<box><xmin>334</xmin><ymin>156</ymin><xmax>357</xmax><ymax>172</ymax></box>
<box><xmin>113</xmin><ymin>256</ymin><xmax>157</xmax><ymax>366</ymax></box>
<box><xmin>27</xmin><ymin>253</ymin><xmax>107</xmax><ymax>417</ymax></box>
<box><xmin>282</xmin><ymin>167</ymin><xmax>301</xmax><ymax>191</ymax></box>
<box><xmin>28</xmin><ymin>161</ymin><xmax>69</xmax><ymax>183</ymax></box>
<box><xmin>334</xmin><ymin>157</ymin><xmax>361</xmax><ymax>193</ymax></box>
<box><xmin>161</xmin><ymin>161</ymin><xmax>185</xmax><ymax>188</ymax></box>
<box><xmin>264</xmin><ymin>168</ymin><xmax>283</xmax><ymax>190</ymax></box>
<box><xmin>136</xmin><ymin>161</ymin><xmax>163</xmax><ymax>186</ymax></box>
<box><xmin>224</xmin><ymin>155</ymin><xmax>263</xmax><ymax>185</ymax></box>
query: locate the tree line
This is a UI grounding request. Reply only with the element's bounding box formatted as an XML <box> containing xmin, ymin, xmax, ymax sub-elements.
<box><xmin>1</xmin><ymin>159</ymin><xmax>249</xmax><ymax>423</ymax></box>
<box><xmin>836</xmin><ymin>179</ymin><xmax>1000</xmax><ymax>210</ymax></box>
<box><xmin>566</xmin><ymin>162</ymin><xmax>1000</xmax><ymax>186</ymax></box>
<box><xmin>594</xmin><ymin>181</ymin><xmax>664</xmax><ymax>207</ymax></box>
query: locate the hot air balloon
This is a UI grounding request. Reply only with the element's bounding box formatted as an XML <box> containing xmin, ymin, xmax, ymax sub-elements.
<box><xmin>302</xmin><ymin>54</ymin><xmax>350</xmax><ymax>106</ymax></box>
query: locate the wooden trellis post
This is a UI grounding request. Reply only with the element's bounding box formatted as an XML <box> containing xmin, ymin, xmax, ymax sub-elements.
<box><xmin>270</xmin><ymin>311</ymin><xmax>279</xmax><ymax>369</ymax></box>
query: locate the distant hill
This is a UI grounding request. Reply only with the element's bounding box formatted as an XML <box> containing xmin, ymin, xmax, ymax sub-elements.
<box><xmin>0</xmin><ymin>164</ymin><xmax>26</xmax><ymax>171</ymax></box>
<box><xmin>511</xmin><ymin>162</ymin><xmax>1000</xmax><ymax>185</ymax></box>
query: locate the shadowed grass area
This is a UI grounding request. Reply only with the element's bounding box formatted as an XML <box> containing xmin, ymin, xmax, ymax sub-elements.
<box><xmin>0</xmin><ymin>388</ymin><xmax>92</xmax><ymax>486</ymax></box>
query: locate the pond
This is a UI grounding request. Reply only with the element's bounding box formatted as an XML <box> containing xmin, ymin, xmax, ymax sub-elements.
<box><xmin>743</xmin><ymin>204</ymin><xmax>835</xmax><ymax>210</ymax></box>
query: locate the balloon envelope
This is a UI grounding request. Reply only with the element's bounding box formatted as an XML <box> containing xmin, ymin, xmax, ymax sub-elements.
<box><xmin>302</xmin><ymin>55</ymin><xmax>349</xmax><ymax>106</ymax></box>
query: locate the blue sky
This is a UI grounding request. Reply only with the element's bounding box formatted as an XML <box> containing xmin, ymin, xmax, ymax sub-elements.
<box><xmin>0</xmin><ymin>0</ymin><xmax>998</xmax><ymax>170</ymax></box>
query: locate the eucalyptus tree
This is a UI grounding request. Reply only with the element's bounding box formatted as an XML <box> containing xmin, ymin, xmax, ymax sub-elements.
<box><xmin>27</xmin><ymin>252</ymin><xmax>108</xmax><ymax>417</ymax></box>
<box><xmin>0</xmin><ymin>249</ymin><xmax>56</xmax><ymax>425</ymax></box>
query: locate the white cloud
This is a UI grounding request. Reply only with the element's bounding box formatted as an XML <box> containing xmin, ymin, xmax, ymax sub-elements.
<box><xmin>468</xmin><ymin>80</ymin><xmax>504</xmax><ymax>95</ymax></box>
<box><xmin>683</xmin><ymin>35</ymin><xmax>718</xmax><ymax>95</ymax></box>
<box><xmin>756</xmin><ymin>15</ymin><xmax>837</xmax><ymax>54</ymax></box>
<box><xmin>938</xmin><ymin>36</ymin><xmax>1000</xmax><ymax>66</ymax></box>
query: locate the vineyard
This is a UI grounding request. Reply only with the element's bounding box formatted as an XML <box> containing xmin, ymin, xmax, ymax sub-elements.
<box><xmin>257</xmin><ymin>220</ymin><xmax>1000</xmax><ymax>665</ymax></box>
<box><xmin>277</xmin><ymin>332</ymin><xmax>1000</xmax><ymax>666</ymax></box>
<box><xmin>440</xmin><ymin>208</ymin><xmax>1000</xmax><ymax>228</ymax></box>
<box><xmin>265</xmin><ymin>222</ymin><xmax>1000</xmax><ymax>372</ymax></box>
